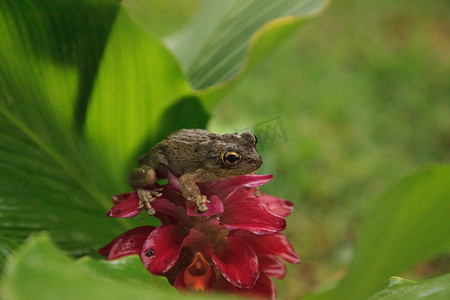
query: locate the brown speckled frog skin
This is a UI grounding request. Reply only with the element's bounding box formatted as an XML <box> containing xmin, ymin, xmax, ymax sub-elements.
<box><xmin>129</xmin><ymin>129</ymin><xmax>262</xmax><ymax>215</ymax></box>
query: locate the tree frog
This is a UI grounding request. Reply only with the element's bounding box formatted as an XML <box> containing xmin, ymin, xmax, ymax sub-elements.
<box><xmin>129</xmin><ymin>129</ymin><xmax>262</xmax><ymax>215</ymax></box>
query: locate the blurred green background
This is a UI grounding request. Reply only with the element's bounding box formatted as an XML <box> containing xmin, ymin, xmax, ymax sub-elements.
<box><xmin>1</xmin><ymin>0</ymin><xmax>448</xmax><ymax>299</ymax></box>
<box><xmin>206</xmin><ymin>0</ymin><xmax>449</xmax><ymax>297</ymax></box>
<box><xmin>137</xmin><ymin>0</ymin><xmax>450</xmax><ymax>296</ymax></box>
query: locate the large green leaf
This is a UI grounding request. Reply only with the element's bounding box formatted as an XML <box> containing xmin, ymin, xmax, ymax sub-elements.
<box><xmin>311</xmin><ymin>165</ymin><xmax>450</xmax><ymax>299</ymax></box>
<box><xmin>0</xmin><ymin>0</ymin><xmax>135</xmax><ymax>256</ymax></box>
<box><xmin>164</xmin><ymin>0</ymin><xmax>329</xmax><ymax>94</ymax></box>
<box><xmin>85</xmin><ymin>8</ymin><xmax>193</xmax><ymax>184</ymax></box>
<box><xmin>368</xmin><ymin>275</ymin><xmax>450</xmax><ymax>300</ymax></box>
<box><xmin>197</xmin><ymin>14</ymin><xmax>323</xmax><ymax>111</ymax></box>
<box><xmin>0</xmin><ymin>0</ymin><xmax>119</xmax><ymax>131</ymax></box>
<box><xmin>0</xmin><ymin>233</ymin><xmax>178</xmax><ymax>300</ymax></box>
<box><xmin>122</xmin><ymin>0</ymin><xmax>201</xmax><ymax>37</ymax></box>
<box><xmin>77</xmin><ymin>255</ymin><xmax>171</xmax><ymax>290</ymax></box>
<box><xmin>0</xmin><ymin>233</ymin><xmax>233</xmax><ymax>300</ymax></box>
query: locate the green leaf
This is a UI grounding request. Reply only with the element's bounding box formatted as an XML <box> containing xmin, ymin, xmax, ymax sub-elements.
<box><xmin>197</xmin><ymin>15</ymin><xmax>319</xmax><ymax>111</ymax></box>
<box><xmin>315</xmin><ymin>165</ymin><xmax>450</xmax><ymax>299</ymax></box>
<box><xmin>0</xmin><ymin>0</ymin><xmax>142</xmax><ymax>257</ymax></box>
<box><xmin>164</xmin><ymin>0</ymin><xmax>329</xmax><ymax>94</ymax></box>
<box><xmin>0</xmin><ymin>232</ymin><xmax>179</xmax><ymax>300</ymax></box>
<box><xmin>122</xmin><ymin>0</ymin><xmax>201</xmax><ymax>37</ymax></box>
<box><xmin>0</xmin><ymin>0</ymin><xmax>119</xmax><ymax>131</ymax></box>
<box><xmin>0</xmin><ymin>237</ymin><xmax>18</xmax><ymax>271</ymax></box>
<box><xmin>368</xmin><ymin>274</ymin><xmax>450</xmax><ymax>300</ymax></box>
<box><xmin>77</xmin><ymin>255</ymin><xmax>172</xmax><ymax>291</ymax></box>
<box><xmin>153</xmin><ymin>96</ymin><xmax>210</xmax><ymax>140</ymax></box>
<box><xmin>1</xmin><ymin>233</ymin><xmax>235</xmax><ymax>300</ymax></box>
<box><xmin>85</xmin><ymin>7</ymin><xmax>193</xmax><ymax>184</ymax></box>
<box><xmin>0</xmin><ymin>108</ymin><xmax>127</xmax><ymax>256</ymax></box>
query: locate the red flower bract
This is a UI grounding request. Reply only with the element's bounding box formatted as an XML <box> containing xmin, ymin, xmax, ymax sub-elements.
<box><xmin>99</xmin><ymin>173</ymin><xmax>299</xmax><ymax>299</ymax></box>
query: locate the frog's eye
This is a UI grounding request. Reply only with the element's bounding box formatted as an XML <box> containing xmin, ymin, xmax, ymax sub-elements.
<box><xmin>221</xmin><ymin>151</ymin><xmax>241</xmax><ymax>166</ymax></box>
<box><xmin>252</xmin><ymin>134</ymin><xmax>258</xmax><ymax>145</ymax></box>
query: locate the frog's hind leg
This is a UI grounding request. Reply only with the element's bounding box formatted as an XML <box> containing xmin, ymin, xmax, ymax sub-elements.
<box><xmin>129</xmin><ymin>165</ymin><xmax>160</xmax><ymax>215</ymax></box>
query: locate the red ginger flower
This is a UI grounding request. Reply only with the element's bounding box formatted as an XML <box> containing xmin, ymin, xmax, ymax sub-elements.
<box><xmin>99</xmin><ymin>173</ymin><xmax>299</xmax><ymax>299</ymax></box>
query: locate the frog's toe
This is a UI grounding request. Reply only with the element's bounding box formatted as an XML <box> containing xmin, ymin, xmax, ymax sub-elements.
<box><xmin>137</xmin><ymin>199</ymin><xmax>156</xmax><ymax>215</ymax></box>
<box><xmin>193</xmin><ymin>195</ymin><xmax>209</xmax><ymax>213</ymax></box>
<box><xmin>197</xmin><ymin>203</ymin><xmax>208</xmax><ymax>213</ymax></box>
<box><xmin>153</xmin><ymin>191</ymin><xmax>163</xmax><ymax>198</ymax></box>
<box><xmin>141</xmin><ymin>200</ymin><xmax>156</xmax><ymax>215</ymax></box>
<box><xmin>146</xmin><ymin>206</ymin><xmax>156</xmax><ymax>215</ymax></box>
<box><xmin>137</xmin><ymin>201</ymin><xmax>145</xmax><ymax>210</ymax></box>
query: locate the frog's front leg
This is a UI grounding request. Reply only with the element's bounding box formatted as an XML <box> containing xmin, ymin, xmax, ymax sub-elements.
<box><xmin>178</xmin><ymin>171</ymin><xmax>212</xmax><ymax>213</ymax></box>
<box><xmin>129</xmin><ymin>165</ymin><xmax>161</xmax><ymax>215</ymax></box>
